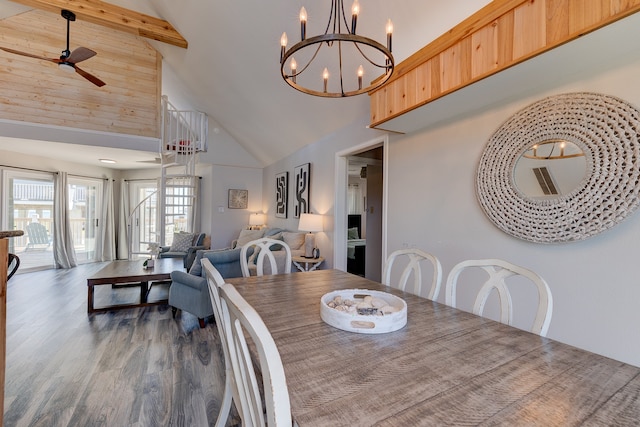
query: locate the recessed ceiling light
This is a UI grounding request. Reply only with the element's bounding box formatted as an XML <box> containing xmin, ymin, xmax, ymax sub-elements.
<box><xmin>99</xmin><ymin>159</ymin><xmax>117</xmax><ymax>164</ymax></box>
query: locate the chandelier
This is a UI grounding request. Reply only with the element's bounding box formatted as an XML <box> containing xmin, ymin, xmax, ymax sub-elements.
<box><xmin>280</xmin><ymin>0</ymin><xmax>394</xmax><ymax>97</ymax></box>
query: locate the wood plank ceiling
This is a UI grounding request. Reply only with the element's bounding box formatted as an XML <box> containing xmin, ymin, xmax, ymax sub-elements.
<box><xmin>0</xmin><ymin>8</ymin><xmax>162</xmax><ymax>138</ymax></box>
<box><xmin>10</xmin><ymin>0</ymin><xmax>187</xmax><ymax>48</ymax></box>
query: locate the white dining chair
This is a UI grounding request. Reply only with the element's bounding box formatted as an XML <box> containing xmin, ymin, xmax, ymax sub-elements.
<box><xmin>219</xmin><ymin>282</ymin><xmax>292</xmax><ymax>426</ymax></box>
<box><xmin>201</xmin><ymin>259</ymin><xmax>235</xmax><ymax>427</ymax></box>
<box><xmin>382</xmin><ymin>248</ymin><xmax>443</xmax><ymax>300</ymax></box>
<box><xmin>445</xmin><ymin>258</ymin><xmax>553</xmax><ymax>336</ymax></box>
<box><xmin>240</xmin><ymin>237</ymin><xmax>292</xmax><ymax>277</ymax></box>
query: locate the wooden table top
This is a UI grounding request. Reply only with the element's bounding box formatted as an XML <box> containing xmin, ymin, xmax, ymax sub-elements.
<box><xmin>227</xmin><ymin>269</ymin><xmax>640</xmax><ymax>426</ymax></box>
<box><xmin>87</xmin><ymin>258</ymin><xmax>184</xmax><ymax>285</ymax></box>
<box><xmin>0</xmin><ymin>230</ymin><xmax>24</xmax><ymax>239</ymax></box>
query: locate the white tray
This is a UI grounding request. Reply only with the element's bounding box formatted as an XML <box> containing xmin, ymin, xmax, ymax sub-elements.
<box><xmin>320</xmin><ymin>289</ymin><xmax>407</xmax><ymax>334</ymax></box>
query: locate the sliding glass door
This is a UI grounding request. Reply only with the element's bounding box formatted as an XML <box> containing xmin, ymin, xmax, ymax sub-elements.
<box><xmin>2</xmin><ymin>169</ymin><xmax>55</xmax><ymax>271</ymax></box>
<box><xmin>68</xmin><ymin>177</ymin><xmax>103</xmax><ymax>264</ymax></box>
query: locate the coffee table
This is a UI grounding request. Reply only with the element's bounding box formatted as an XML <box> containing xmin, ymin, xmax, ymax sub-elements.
<box><xmin>87</xmin><ymin>258</ymin><xmax>183</xmax><ymax>313</ymax></box>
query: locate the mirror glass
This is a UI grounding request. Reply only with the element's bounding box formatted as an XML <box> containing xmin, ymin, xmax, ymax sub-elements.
<box><xmin>513</xmin><ymin>139</ymin><xmax>587</xmax><ymax>198</ymax></box>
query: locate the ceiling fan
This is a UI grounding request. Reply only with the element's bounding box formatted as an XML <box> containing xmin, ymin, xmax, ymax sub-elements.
<box><xmin>0</xmin><ymin>9</ymin><xmax>105</xmax><ymax>87</ymax></box>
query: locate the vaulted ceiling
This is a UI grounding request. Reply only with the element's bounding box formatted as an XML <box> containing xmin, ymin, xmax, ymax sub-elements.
<box><xmin>0</xmin><ymin>0</ymin><xmax>492</xmax><ymax>167</ymax></box>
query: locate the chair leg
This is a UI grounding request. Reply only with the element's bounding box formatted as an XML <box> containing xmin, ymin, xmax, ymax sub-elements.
<box><xmin>171</xmin><ymin>307</ymin><xmax>177</xmax><ymax>318</ymax></box>
<box><xmin>198</xmin><ymin>318</ymin><xmax>206</xmax><ymax>328</ymax></box>
<box><xmin>214</xmin><ymin>373</ymin><xmax>233</xmax><ymax>427</ymax></box>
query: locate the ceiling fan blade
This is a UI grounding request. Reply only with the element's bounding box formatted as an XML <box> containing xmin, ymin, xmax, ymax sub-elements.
<box><xmin>74</xmin><ymin>65</ymin><xmax>106</xmax><ymax>87</ymax></box>
<box><xmin>0</xmin><ymin>46</ymin><xmax>58</xmax><ymax>63</ymax></box>
<box><xmin>67</xmin><ymin>47</ymin><xmax>96</xmax><ymax>64</ymax></box>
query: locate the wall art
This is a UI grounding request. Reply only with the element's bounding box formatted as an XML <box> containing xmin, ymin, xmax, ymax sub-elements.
<box><xmin>228</xmin><ymin>189</ymin><xmax>248</xmax><ymax>209</ymax></box>
<box><xmin>275</xmin><ymin>171</ymin><xmax>289</xmax><ymax>218</ymax></box>
<box><xmin>294</xmin><ymin>163</ymin><xmax>310</xmax><ymax>218</ymax></box>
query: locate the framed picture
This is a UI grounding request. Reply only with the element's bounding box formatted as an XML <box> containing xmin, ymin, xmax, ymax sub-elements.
<box><xmin>275</xmin><ymin>171</ymin><xmax>288</xmax><ymax>218</ymax></box>
<box><xmin>294</xmin><ymin>163</ymin><xmax>310</xmax><ymax>218</ymax></box>
<box><xmin>228</xmin><ymin>189</ymin><xmax>248</xmax><ymax>209</ymax></box>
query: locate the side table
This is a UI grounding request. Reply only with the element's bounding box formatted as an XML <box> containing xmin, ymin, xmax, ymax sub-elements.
<box><xmin>292</xmin><ymin>256</ymin><xmax>324</xmax><ymax>272</ymax></box>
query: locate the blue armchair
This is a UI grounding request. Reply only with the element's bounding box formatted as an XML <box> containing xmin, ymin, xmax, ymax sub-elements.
<box><xmin>159</xmin><ymin>232</ymin><xmax>207</xmax><ymax>269</ymax></box>
<box><xmin>168</xmin><ymin>247</ymin><xmax>252</xmax><ymax>328</ymax></box>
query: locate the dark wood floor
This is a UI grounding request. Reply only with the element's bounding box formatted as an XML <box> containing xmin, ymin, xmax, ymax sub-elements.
<box><xmin>4</xmin><ymin>262</ymin><xmax>233</xmax><ymax>426</ymax></box>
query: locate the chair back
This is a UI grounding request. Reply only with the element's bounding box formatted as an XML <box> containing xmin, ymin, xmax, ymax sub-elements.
<box><xmin>382</xmin><ymin>248</ymin><xmax>442</xmax><ymax>300</ymax></box>
<box><xmin>25</xmin><ymin>222</ymin><xmax>50</xmax><ymax>245</ymax></box>
<box><xmin>219</xmin><ymin>282</ymin><xmax>292</xmax><ymax>426</ymax></box>
<box><xmin>202</xmin><ymin>259</ymin><xmax>234</xmax><ymax>427</ymax></box>
<box><xmin>240</xmin><ymin>237</ymin><xmax>292</xmax><ymax>277</ymax></box>
<box><xmin>445</xmin><ymin>258</ymin><xmax>553</xmax><ymax>336</ymax></box>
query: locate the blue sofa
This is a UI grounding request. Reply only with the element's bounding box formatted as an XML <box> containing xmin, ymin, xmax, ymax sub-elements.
<box><xmin>168</xmin><ymin>227</ymin><xmax>304</xmax><ymax>327</ymax></box>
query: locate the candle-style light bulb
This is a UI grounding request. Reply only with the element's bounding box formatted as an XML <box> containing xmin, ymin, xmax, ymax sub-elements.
<box><xmin>290</xmin><ymin>57</ymin><xmax>297</xmax><ymax>83</ymax></box>
<box><xmin>280</xmin><ymin>32</ymin><xmax>288</xmax><ymax>62</ymax></box>
<box><xmin>300</xmin><ymin>7</ymin><xmax>307</xmax><ymax>41</ymax></box>
<box><xmin>386</xmin><ymin>19</ymin><xmax>393</xmax><ymax>52</ymax></box>
<box><xmin>323</xmin><ymin>67</ymin><xmax>329</xmax><ymax>93</ymax></box>
<box><xmin>357</xmin><ymin>65</ymin><xmax>364</xmax><ymax>90</ymax></box>
<box><xmin>351</xmin><ymin>0</ymin><xmax>360</xmax><ymax>34</ymax></box>
<box><xmin>560</xmin><ymin>141</ymin><xmax>566</xmax><ymax>156</ymax></box>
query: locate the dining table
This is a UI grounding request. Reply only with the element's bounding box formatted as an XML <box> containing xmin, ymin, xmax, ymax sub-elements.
<box><xmin>227</xmin><ymin>269</ymin><xmax>640</xmax><ymax>426</ymax></box>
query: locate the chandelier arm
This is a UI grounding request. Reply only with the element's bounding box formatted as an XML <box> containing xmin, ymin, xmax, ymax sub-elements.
<box><xmin>283</xmin><ymin>42</ymin><xmax>324</xmax><ymax>79</ymax></box>
<box><xmin>339</xmin><ymin>0</ymin><xmax>351</xmax><ymax>34</ymax></box>
<box><xmin>326</xmin><ymin>0</ymin><xmax>337</xmax><ymax>36</ymax></box>
<box><xmin>338</xmin><ymin>40</ymin><xmax>345</xmax><ymax>96</ymax></box>
<box><xmin>353</xmin><ymin>42</ymin><xmax>393</xmax><ymax>69</ymax></box>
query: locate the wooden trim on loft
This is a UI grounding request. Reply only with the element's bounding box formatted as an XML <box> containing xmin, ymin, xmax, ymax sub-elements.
<box><xmin>10</xmin><ymin>0</ymin><xmax>188</xmax><ymax>48</ymax></box>
<box><xmin>369</xmin><ymin>0</ymin><xmax>640</xmax><ymax>130</ymax></box>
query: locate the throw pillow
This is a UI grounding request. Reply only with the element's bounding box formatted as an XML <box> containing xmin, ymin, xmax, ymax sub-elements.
<box><xmin>347</xmin><ymin>227</ymin><xmax>360</xmax><ymax>240</ymax></box>
<box><xmin>282</xmin><ymin>231</ymin><xmax>305</xmax><ymax>250</ymax></box>
<box><xmin>189</xmin><ymin>250</ymin><xmax>205</xmax><ymax>276</ymax></box>
<box><xmin>236</xmin><ymin>228</ymin><xmax>265</xmax><ymax>248</ymax></box>
<box><xmin>248</xmin><ymin>233</ymin><xmax>284</xmax><ymax>264</ymax></box>
<box><xmin>170</xmin><ymin>232</ymin><xmax>194</xmax><ymax>252</ymax></box>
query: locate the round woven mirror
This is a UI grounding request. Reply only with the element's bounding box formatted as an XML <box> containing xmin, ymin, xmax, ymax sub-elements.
<box><xmin>476</xmin><ymin>92</ymin><xmax>640</xmax><ymax>243</ymax></box>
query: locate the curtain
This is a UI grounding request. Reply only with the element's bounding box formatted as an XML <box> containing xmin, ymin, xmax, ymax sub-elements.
<box><xmin>116</xmin><ymin>179</ymin><xmax>129</xmax><ymax>260</ymax></box>
<box><xmin>96</xmin><ymin>179</ymin><xmax>115</xmax><ymax>261</ymax></box>
<box><xmin>53</xmin><ymin>172</ymin><xmax>77</xmax><ymax>268</ymax></box>
<box><xmin>348</xmin><ymin>183</ymin><xmax>363</xmax><ymax>214</ymax></box>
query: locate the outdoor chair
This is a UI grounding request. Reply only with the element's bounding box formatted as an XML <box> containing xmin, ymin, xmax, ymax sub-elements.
<box><xmin>25</xmin><ymin>222</ymin><xmax>51</xmax><ymax>251</ymax></box>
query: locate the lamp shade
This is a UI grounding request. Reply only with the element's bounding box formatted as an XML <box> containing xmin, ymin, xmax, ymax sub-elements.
<box><xmin>249</xmin><ymin>213</ymin><xmax>265</xmax><ymax>226</ymax></box>
<box><xmin>298</xmin><ymin>213</ymin><xmax>323</xmax><ymax>232</ymax></box>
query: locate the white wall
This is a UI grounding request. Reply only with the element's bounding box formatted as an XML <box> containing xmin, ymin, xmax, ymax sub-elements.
<box><xmin>206</xmin><ymin>164</ymin><xmax>263</xmax><ymax>249</ymax></box>
<box><xmin>263</xmin><ymin>56</ymin><xmax>640</xmax><ymax>368</ymax></box>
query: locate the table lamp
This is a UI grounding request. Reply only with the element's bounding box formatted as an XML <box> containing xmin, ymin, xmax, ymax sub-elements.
<box><xmin>248</xmin><ymin>212</ymin><xmax>265</xmax><ymax>230</ymax></box>
<box><xmin>298</xmin><ymin>213</ymin><xmax>323</xmax><ymax>258</ymax></box>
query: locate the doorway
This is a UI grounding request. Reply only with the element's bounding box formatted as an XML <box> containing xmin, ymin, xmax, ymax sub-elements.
<box><xmin>334</xmin><ymin>136</ymin><xmax>388</xmax><ymax>282</ymax></box>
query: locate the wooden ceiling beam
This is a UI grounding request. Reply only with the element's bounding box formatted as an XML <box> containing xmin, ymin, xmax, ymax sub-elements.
<box><xmin>10</xmin><ymin>0</ymin><xmax>188</xmax><ymax>48</ymax></box>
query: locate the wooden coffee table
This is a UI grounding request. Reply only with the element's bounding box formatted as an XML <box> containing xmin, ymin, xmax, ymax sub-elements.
<box><xmin>87</xmin><ymin>258</ymin><xmax>184</xmax><ymax>313</ymax></box>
